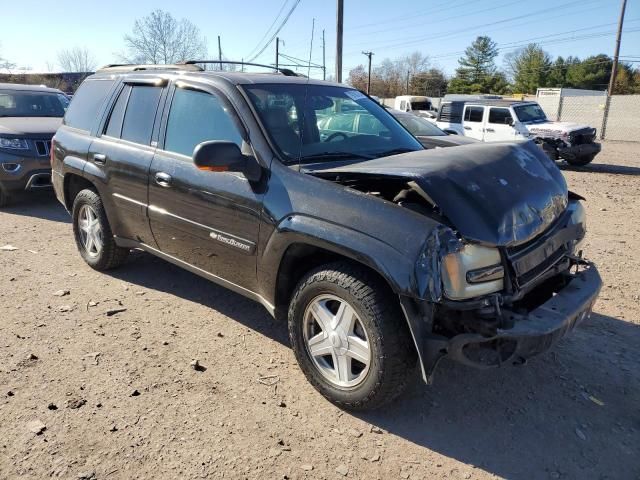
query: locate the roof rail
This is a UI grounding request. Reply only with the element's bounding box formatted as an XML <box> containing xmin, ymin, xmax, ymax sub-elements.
<box><xmin>96</xmin><ymin>63</ymin><xmax>204</xmax><ymax>73</ymax></box>
<box><xmin>178</xmin><ymin>60</ymin><xmax>300</xmax><ymax>77</ymax></box>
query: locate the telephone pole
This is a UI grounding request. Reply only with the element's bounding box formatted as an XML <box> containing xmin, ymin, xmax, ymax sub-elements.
<box><xmin>276</xmin><ymin>36</ymin><xmax>280</xmax><ymax>70</ymax></box>
<box><xmin>218</xmin><ymin>36</ymin><xmax>222</xmax><ymax>71</ymax></box>
<box><xmin>608</xmin><ymin>0</ymin><xmax>627</xmax><ymax>96</ymax></box>
<box><xmin>322</xmin><ymin>29</ymin><xmax>326</xmax><ymax>80</ymax></box>
<box><xmin>335</xmin><ymin>0</ymin><xmax>344</xmax><ymax>82</ymax></box>
<box><xmin>362</xmin><ymin>51</ymin><xmax>374</xmax><ymax>94</ymax></box>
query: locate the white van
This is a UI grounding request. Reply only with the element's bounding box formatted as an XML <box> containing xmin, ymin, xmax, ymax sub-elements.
<box><xmin>434</xmin><ymin>99</ymin><xmax>601</xmax><ymax>165</ymax></box>
<box><xmin>393</xmin><ymin>95</ymin><xmax>435</xmax><ymax>117</ymax></box>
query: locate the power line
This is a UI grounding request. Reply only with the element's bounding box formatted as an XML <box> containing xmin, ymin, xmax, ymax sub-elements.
<box><xmin>246</xmin><ymin>0</ymin><xmax>290</xmax><ymax>60</ymax></box>
<box><xmin>247</xmin><ymin>0</ymin><xmax>302</xmax><ymax>62</ymax></box>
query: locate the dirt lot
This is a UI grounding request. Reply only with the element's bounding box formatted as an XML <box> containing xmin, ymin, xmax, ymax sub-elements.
<box><xmin>1</xmin><ymin>142</ymin><xmax>639</xmax><ymax>480</ymax></box>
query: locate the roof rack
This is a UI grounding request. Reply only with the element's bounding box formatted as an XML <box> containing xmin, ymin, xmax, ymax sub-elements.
<box><xmin>178</xmin><ymin>60</ymin><xmax>300</xmax><ymax>77</ymax></box>
<box><xmin>96</xmin><ymin>63</ymin><xmax>204</xmax><ymax>73</ymax></box>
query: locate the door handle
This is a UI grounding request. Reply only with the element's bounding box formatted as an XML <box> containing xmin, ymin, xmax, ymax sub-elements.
<box><xmin>155</xmin><ymin>172</ymin><xmax>172</xmax><ymax>187</ymax></box>
<box><xmin>485</xmin><ymin>128</ymin><xmax>495</xmax><ymax>132</ymax></box>
<box><xmin>463</xmin><ymin>126</ymin><xmax>471</xmax><ymax>130</ymax></box>
<box><xmin>93</xmin><ymin>153</ymin><xmax>107</xmax><ymax>165</ymax></box>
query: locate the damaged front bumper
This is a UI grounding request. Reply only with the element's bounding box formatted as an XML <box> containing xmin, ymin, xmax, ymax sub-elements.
<box><xmin>402</xmin><ymin>263</ymin><xmax>602</xmax><ymax>383</ymax></box>
<box><xmin>558</xmin><ymin>142</ymin><xmax>601</xmax><ymax>161</ymax></box>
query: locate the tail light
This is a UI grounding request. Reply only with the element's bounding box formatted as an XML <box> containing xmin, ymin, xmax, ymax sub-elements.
<box><xmin>50</xmin><ymin>138</ymin><xmax>56</xmax><ymax>166</ymax></box>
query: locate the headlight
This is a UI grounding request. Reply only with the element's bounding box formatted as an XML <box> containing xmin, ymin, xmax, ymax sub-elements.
<box><xmin>442</xmin><ymin>244</ymin><xmax>504</xmax><ymax>300</ymax></box>
<box><xmin>0</xmin><ymin>137</ymin><xmax>29</xmax><ymax>150</ymax></box>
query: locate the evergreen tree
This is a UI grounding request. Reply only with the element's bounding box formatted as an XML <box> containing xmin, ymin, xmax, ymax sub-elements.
<box><xmin>448</xmin><ymin>36</ymin><xmax>507</xmax><ymax>94</ymax></box>
<box><xmin>505</xmin><ymin>44</ymin><xmax>552</xmax><ymax>94</ymax></box>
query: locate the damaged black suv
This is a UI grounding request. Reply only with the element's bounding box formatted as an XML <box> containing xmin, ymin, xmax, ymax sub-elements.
<box><xmin>52</xmin><ymin>62</ymin><xmax>602</xmax><ymax>409</ymax></box>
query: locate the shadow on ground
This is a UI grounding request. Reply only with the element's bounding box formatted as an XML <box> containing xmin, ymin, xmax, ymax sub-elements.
<box><xmin>560</xmin><ymin>161</ymin><xmax>640</xmax><ymax>176</ymax></box>
<box><xmin>105</xmin><ymin>250</ymin><xmax>287</xmax><ymax>346</ymax></box>
<box><xmin>1</xmin><ymin>192</ymin><xmax>70</xmax><ymax>223</ymax></box>
<box><xmin>105</xmin><ymin>252</ymin><xmax>639</xmax><ymax>480</ymax></box>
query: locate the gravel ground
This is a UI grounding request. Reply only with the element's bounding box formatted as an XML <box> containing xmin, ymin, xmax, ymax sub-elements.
<box><xmin>1</xmin><ymin>141</ymin><xmax>639</xmax><ymax>480</ymax></box>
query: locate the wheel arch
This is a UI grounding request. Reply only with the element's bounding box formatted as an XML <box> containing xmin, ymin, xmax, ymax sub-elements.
<box><xmin>63</xmin><ymin>173</ymin><xmax>97</xmax><ymax>211</ymax></box>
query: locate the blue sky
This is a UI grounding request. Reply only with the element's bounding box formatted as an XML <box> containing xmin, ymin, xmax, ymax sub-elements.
<box><xmin>1</xmin><ymin>0</ymin><xmax>639</xmax><ymax>79</ymax></box>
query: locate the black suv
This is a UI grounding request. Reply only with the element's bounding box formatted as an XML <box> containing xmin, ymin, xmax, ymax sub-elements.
<box><xmin>52</xmin><ymin>63</ymin><xmax>602</xmax><ymax>409</ymax></box>
<box><xmin>0</xmin><ymin>83</ymin><xmax>70</xmax><ymax>206</ymax></box>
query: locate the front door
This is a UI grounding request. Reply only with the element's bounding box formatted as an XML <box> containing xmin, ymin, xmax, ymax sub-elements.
<box><xmin>483</xmin><ymin>107</ymin><xmax>515</xmax><ymax>142</ymax></box>
<box><xmin>462</xmin><ymin>105</ymin><xmax>485</xmax><ymax>140</ymax></box>
<box><xmin>148</xmin><ymin>82</ymin><xmax>264</xmax><ymax>290</ymax></box>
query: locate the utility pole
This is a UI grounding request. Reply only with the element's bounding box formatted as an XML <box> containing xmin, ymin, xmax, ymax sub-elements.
<box><xmin>362</xmin><ymin>51</ymin><xmax>374</xmax><ymax>94</ymax></box>
<box><xmin>406</xmin><ymin>70</ymin><xmax>410</xmax><ymax>94</ymax></box>
<box><xmin>276</xmin><ymin>36</ymin><xmax>279</xmax><ymax>70</ymax></box>
<box><xmin>608</xmin><ymin>0</ymin><xmax>627</xmax><ymax>96</ymax></box>
<box><xmin>335</xmin><ymin>0</ymin><xmax>344</xmax><ymax>83</ymax></box>
<box><xmin>322</xmin><ymin>29</ymin><xmax>326</xmax><ymax>80</ymax></box>
<box><xmin>218</xmin><ymin>36</ymin><xmax>222</xmax><ymax>71</ymax></box>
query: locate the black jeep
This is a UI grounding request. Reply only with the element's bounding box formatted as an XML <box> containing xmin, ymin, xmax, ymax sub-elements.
<box><xmin>52</xmin><ymin>62</ymin><xmax>601</xmax><ymax>409</ymax></box>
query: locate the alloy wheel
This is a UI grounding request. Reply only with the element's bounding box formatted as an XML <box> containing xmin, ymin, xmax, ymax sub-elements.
<box><xmin>77</xmin><ymin>204</ymin><xmax>103</xmax><ymax>258</ymax></box>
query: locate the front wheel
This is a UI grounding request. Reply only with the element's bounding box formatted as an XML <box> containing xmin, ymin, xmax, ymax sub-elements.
<box><xmin>565</xmin><ymin>154</ymin><xmax>595</xmax><ymax>166</ymax></box>
<box><xmin>288</xmin><ymin>262</ymin><xmax>416</xmax><ymax>410</ymax></box>
<box><xmin>72</xmin><ymin>189</ymin><xmax>129</xmax><ymax>270</ymax></box>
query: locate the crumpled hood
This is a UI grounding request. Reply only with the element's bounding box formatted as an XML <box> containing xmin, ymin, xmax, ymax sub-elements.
<box><xmin>0</xmin><ymin>117</ymin><xmax>62</xmax><ymax>137</ymax></box>
<box><xmin>311</xmin><ymin>140</ymin><xmax>568</xmax><ymax>246</ymax></box>
<box><xmin>417</xmin><ymin>134</ymin><xmax>479</xmax><ymax>148</ymax></box>
<box><xmin>526</xmin><ymin>121</ymin><xmax>592</xmax><ymax>136</ymax></box>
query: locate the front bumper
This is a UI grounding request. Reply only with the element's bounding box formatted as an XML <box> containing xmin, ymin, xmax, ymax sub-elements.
<box><xmin>0</xmin><ymin>151</ymin><xmax>52</xmax><ymax>193</ymax></box>
<box><xmin>445</xmin><ymin>264</ymin><xmax>601</xmax><ymax>369</ymax></box>
<box><xmin>558</xmin><ymin>142</ymin><xmax>601</xmax><ymax>161</ymax></box>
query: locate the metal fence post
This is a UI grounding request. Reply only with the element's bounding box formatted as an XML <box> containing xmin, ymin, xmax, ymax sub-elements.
<box><xmin>600</xmin><ymin>94</ymin><xmax>611</xmax><ymax>140</ymax></box>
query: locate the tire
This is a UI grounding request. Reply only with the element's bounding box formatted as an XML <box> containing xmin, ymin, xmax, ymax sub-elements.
<box><xmin>71</xmin><ymin>189</ymin><xmax>128</xmax><ymax>270</ymax></box>
<box><xmin>565</xmin><ymin>154</ymin><xmax>595</xmax><ymax>166</ymax></box>
<box><xmin>288</xmin><ymin>262</ymin><xmax>417</xmax><ymax>410</ymax></box>
<box><xmin>0</xmin><ymin>188</ymin><xmax>10</xmax><ymax>208</ymax></box>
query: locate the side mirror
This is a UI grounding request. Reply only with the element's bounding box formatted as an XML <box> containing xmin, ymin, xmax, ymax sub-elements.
<box><xmin>193</xmin><ymin>141</ymin><xmax>261</xmax><ymax>182</ymax></box>
<box><xmin>507</xmin><ymin>118</ymin><xmax>514</xmax><ymax>126</ymax></box>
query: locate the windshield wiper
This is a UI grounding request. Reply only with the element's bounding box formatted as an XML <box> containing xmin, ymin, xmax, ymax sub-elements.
<box><xmin>375</xmin><ymin>147</ymin><xmax>417</xmax><ymax>158</ymax></box>
<box><xmin>299</xmin><ymin>152</ymin><xmax>373</xmax><ymax>162</ymax></box>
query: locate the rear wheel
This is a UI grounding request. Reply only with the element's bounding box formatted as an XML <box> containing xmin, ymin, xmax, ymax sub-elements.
<box><xmin>288</xmin><ymin>262</ymin><xmax>416</xmax><ymax>410</ymax></box>
<box><xmin>565</xmin><ymin>154</ymin><xmax>595</xmax><ymax>166</ymax></box>
<box><xmin>72</xmin><ymin>189</ymin><xmax>128</xmax><ymax>270</ymax></box>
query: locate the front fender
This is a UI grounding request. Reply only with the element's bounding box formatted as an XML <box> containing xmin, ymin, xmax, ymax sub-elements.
<box><xmin>260</xmin><ymin>214</ymin><xmax>420</xmax><ymax>302</ymax></box>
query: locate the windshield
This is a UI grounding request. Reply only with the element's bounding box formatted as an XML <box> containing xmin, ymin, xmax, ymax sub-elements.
<box><xmin>0</xmin><ymin>90</ymin><xmax>68</xmax><ymax>117</ymax></box>
<box><xmin>243</xmin><ymin>84</ymin><xmax>422</xmax><ymax>164</ymax></box>
<box><xmin>513</xmin><ymin>103</ymin><xmax>548</xmax><ymax>124</ymax></box>
<box><xmin>410</xmin><ymin>100</ymin><xmax>432</xmax><ymax>111</ymax></box>
<box><xmin>395</xmin><ymin>114</ymin><xmax>447</xmax><ymax>136</ymax></box>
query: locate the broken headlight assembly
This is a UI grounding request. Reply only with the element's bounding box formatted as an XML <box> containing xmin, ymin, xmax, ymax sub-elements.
<box><xmin>568</xmin><ymin>200</ymin><xmax>586</xmax><ymax>249</ymax></box>
<box><xmin>0</xmin><ymin>136</ymin><xmax>29</xmax><ymax>150</ymax></box>
<box><xmin>442</xmin><ymin>244</ymin><xmax>504</xmax><ymax>300</ymax></box>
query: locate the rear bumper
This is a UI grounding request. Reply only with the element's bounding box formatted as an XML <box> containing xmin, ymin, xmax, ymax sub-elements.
<box><xmin>558</xmin><ymin>142</ymin><xmax>601</xmax><ymax>160</ymax></box>
<box><xmin>444</xmin><ymin>264</ymin><xmax>601</xmax><ymax>369</ymax></box>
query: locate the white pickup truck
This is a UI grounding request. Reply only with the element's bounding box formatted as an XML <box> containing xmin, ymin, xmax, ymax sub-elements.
<box><xmin>434</xmin><ymin>99</ymin><xmax>601</xmax><ymax>165</ymax></box>
<box><xmin>393</xmin><ymin>95</ymin><xmax>437</xmax><ymax>118</ymax></box>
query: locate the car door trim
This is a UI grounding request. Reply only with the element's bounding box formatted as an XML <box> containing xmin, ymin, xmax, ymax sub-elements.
<box><xmin>147</xmin><ymin>204</ymin><xmax>256</xmax><ymax>254</ymax></box>
<box><xmin>114</xmin><ymin>236</ymin><xmax>273</xmax><ymax>313</ymax></box>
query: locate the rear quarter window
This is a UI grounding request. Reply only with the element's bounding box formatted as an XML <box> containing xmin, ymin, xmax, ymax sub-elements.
<box><xmin>63</xmin><ymin>79</ymin><xmax>115</xmax><ymax>132</ymax></box>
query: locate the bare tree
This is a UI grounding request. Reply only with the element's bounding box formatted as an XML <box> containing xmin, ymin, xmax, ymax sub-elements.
<box><xmin>58</xmin><ymin>47</ymin><xmax>97</xmax><ymax>73</ymax></box>
<box><xmin>122</xmin><ymin>9</ymin><xmax>207</xmax><ymax>64</ymax></box>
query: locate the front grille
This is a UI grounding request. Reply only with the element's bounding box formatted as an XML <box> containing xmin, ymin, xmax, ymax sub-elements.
<box><xmin>505</xmin><ymin>215</ymin><xmax>575</xmax><ymax>289</ymax></box>
<box><xmin>34</xmin><ymin>140</ymin><xmax>51</xmax><ymax>156</ymax></box>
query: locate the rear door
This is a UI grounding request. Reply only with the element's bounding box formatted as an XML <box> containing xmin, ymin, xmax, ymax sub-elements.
<box><xmin>462</xmin><ymin>105</ymin><xmax>485</xmax><ymax>140</ymax></box>
<box><xmin>88</xmin><ymin>79</ymin><xmax>166</xmax><ymax>244</ymax></box>
<box><xmin>483</xmin><ymin>107</ymin><xmax>515</xmax><ymax>142</ymax></box>
<box><xmin>148</xmin><ymin>81</ymin><xmax>263</xmax><ymax>289</ymax></box>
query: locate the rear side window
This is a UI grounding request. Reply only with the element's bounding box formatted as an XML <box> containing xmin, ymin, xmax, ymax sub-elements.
<box><xmin>464</xmin><ymin>106</ymin><xmax>484</xmax><ymax>123</ymax></box>
<box><xmin>120</xmin><ymin>86</ymin><xmax>162</xmax><ymax>145</ymax></box>
<box><xmin>164</xmin><ymin>88</ymin><xmax>243</xmax><ymax>157</ymax></box>
<box><xmin>357</xmin><ymin>114</ymin><xmax>388</xmax><ymax>135</ymax></box>
<box><xmin>488</xmin><ymin>108</ymin><xmax>513</xmax><ymax>125</ymax></box>
<box><xmin>64</xmin><ymin>79</ymin><xmax>114</xmax><ymax>131</ymax></box>
<box><xmin>104</xmin><ymin>86</ymin><xmax>131</xmax><ymax>138</ymax></box>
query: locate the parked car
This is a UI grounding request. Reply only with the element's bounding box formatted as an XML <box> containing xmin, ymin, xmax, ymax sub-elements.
<box><xmin>434</xmin><ymin>98</ymin><xmax>601</xmax><ymax>165</ymax></box>
<box><xmin>393</xmin><ymin>95</ymin><xmax>437</xmax><ymax>117</ymax></box>
<box><xmin>52</xmin><ymin>63</ymin><xmax>601</xmax><ymax>410</ymax></box>
<box><xmin>0</xmin><ymin>83</ymin><xmax>69</xmax><ymax>206</ymax></box>
<box><xmin>388</xmin><ymin>109</ymin><xmax>479</xmax><ymax>149</ymax></box>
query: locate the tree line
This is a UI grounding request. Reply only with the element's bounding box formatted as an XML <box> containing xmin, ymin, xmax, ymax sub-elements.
<box><xmin>348</xmin><ymin>35</ymin><xmax>640</xmax><ymax>97</ymax></box>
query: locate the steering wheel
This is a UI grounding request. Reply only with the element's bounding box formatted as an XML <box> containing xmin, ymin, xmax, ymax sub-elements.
<box><xmin>324</xmin><ymin>132</ymin><xmax>348</xmax><ymax>143</ymax></box>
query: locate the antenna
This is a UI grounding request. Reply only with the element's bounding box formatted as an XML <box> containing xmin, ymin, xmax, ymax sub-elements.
<box><xmin>307</xmin><ymin>18</ymin><xmax>315</xmax><ymax>78</ymax></box>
